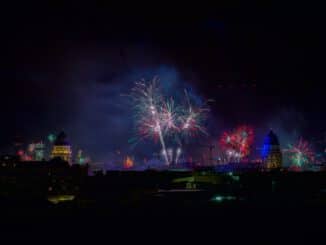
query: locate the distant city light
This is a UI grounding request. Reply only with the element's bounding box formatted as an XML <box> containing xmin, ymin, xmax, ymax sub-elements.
<box><xmin>211</xmin><ymin>195</ymin><xmax>237</xmax><ymax>203</ymax></box>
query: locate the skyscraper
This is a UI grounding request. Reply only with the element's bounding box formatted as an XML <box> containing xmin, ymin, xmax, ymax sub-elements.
<box><xmin>50</xmin><ymin>131</ymin><xmax>72</xmax><ymax>164</ymax></box>
<box><xmin>261</xmin><ymin>130</ymin><xmax>282</xmax><ymax>169</ymax></box>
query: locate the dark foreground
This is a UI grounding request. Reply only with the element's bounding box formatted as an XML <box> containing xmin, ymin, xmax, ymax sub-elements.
<box><xmin>1</xmin><ymin>170</ymin><xmax>326</xmax><ymax>243</ymax></box>
<box><xmin>1</xmin><ymin>200</ymin><xmax>325</xmax><ymax>244</ymax></box>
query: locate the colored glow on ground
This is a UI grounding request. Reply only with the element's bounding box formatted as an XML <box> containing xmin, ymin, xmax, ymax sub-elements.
<box><xmin>211</xmin><ymin>195</ymin><xmax>237</xmax><ymax>202</ymax></box>
<box><xmin>48</xmin><ymin>195</ymin><xmax>75</xmax><ymax>204</ymax></box>
<box><xmin>232</xmin><ymin>176</ymin><xmax>240</xmax><ymax>181</ymax></box>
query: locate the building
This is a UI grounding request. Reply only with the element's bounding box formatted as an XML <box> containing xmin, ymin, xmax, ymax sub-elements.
<box><xmin>261</xmin><ymin>130</ymin><xmax>282</xmax><ymax>169</ymax></box>
<box><xmin>51</xmin><ymin>131</ymin><xmax>72</xmax><ymax>164</ymax></box>
<box><xmin>34</xmin><ymin>142</ymin><xmax>45</xmax><ymax>161</ymax></box>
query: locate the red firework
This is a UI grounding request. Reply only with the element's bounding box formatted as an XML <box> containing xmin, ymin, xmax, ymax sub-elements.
<box><xmin>219</xmin><ymin>125</ymin><xmax>254</xmax><ymax>159</ymax></box>
<box><xmin>234</xmin><ymin>125</ymin><xmax>254</xmax><ymax>156</ymax></box>
<box><xmin>220</xmin><ymin>131</ymin><xmax>235</xmax><ymax>149</ymax></box>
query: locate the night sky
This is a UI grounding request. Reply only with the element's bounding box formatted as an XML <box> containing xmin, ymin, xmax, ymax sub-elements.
<box><xmin>1</xmin><ymin>4</ymin><xmax>325</xmax><ymax>160</ymax></box>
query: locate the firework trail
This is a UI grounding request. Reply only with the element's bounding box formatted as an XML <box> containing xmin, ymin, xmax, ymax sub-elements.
<box><xmin>130</xmin><ymin>77</ymin><xmax>169</xmax><ymax>164</ymax></box>
<box><xmin>160</xmin><ymin>98</ymin><xmax>180</xmax><ymax>136</ymax></box>
<box><xmin>285</xmin><ymin>138</ymin><xmax>315</xmax><ymax>167</ymax></box>
<box><xmin>175</xmin><ymin>147</ymin><xmax>182</xmax><ymax>164</ymax></box>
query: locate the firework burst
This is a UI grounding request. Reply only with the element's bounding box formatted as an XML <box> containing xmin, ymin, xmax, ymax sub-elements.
<box><xmin>129</xmin><ymin>76</ymin><xmax>209</xmax><ymax>165</ymax></box>
<box><xmin>160</xmin><ymin>98</ymin><xmax>180</xmax><ymax>136</ymax></box>
<box><xmin>234</xmin><ymin>125</ymin><xmax>254</xmax><ymax>157</ymax></box>
<box><xmin>286</xmin><ymin>138</ymin><xmax>315</xmax><ymax>167</ymax></box>
<box><xmin>179</xmin><ymin>90</ymin><xmax>209</xmax><ymax>139</ymax></box>
<box><xmin>219</xmin><ymin>125</ymin><xmax>254</xmax><ymax>162</ymax></box>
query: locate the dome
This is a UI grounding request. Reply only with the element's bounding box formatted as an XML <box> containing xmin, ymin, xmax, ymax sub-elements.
<box><xmin>263</xmin><ymin>130</ymin><xmax>280</xmax><ymax>146</ymax></box>
<box><xmin>54</xmin><ymin>131</ymin><xmax>70</xmax><ymax>146</ymax></box>
<box><xmin>261</xmin><ymin>130</ymin><xmax>283</xmax><ymax>169</ymax></box>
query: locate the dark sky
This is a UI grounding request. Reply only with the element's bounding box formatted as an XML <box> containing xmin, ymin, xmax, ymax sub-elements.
<box><xmin>0</xmin><ymin>4</ymin><xmax>325</xmax><ymax>159</ymax></box>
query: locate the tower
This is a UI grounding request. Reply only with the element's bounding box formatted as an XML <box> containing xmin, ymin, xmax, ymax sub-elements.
<box><xmin>34</xmin><ymin>141</ymin><xmax>45</xmax><ymax>161</ymax></box>
<box><xmin>51</xmin><ymin>131</ymin><xmax>72</xmax><ymax>164</ymax></box>
<box><xmin>262</xmin><ymin>130</ymin><xmax>282</xmax><ymax>169</ymax></box>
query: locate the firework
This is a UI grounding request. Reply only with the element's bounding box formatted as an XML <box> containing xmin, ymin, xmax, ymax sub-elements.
<box><xmin>179</xmin><ymin>106</ymin><xmax>208</xmax><ymax>138</ymax></box>
<box><xmin>286</xmin><ymin>138</ymin><xmax>315</xmax><ymax>167</ymax></box>
<box><xmin>160</xmin><ymin>98</ymin><xmax>180</xmax><ymax>135</ymax></box>
<box><xmin>161</xmin><ymin>147</ymin><xmax>183</xmax><ymax>165</ymax></box>
<box><xmin>123</xmin><ymin>156</ymin><xmax>134</xmax><ymax>169</ymax></box>
<box><xmin>129</xmin><ymin>77</ymin><xmax>209</xmax><ymax>165</ymax></box>
<box><xmin>234</xmin><ymin>125</ymin><xmax>254</xmax><ymax>157</ymax></box>
<box><xmin>129</xmin><ymin>77</ymin><xmax>169</xmax><ymax>164</ymax></box>
<box><xmin>175</xmin><ymin>147</ymin><xmax>182</xmax><ymax>164</ymax></box>
<box><xmin>179</xmin><ymin>90</ymin><xmax>209</xmax><ymax>138</ymax></box>
<box><xmin>219</xmin><ymin>125</ymin><xmax>254</xmax><ymax>162</ymax></box>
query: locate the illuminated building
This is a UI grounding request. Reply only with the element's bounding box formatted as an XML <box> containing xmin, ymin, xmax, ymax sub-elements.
<box><xmin>51</xmin><ymin>131</ymin><xmax>72</xmax><ymax>164</ymax></box>
<box><xmin>34</xmin><ymin>142</ymin><xmax>45</xmax><ymax>161</ymax></box>
<box><xmin>261</xmin><ymin>130</ymin><xmax>282</xmax><ymax>169</ymax></box>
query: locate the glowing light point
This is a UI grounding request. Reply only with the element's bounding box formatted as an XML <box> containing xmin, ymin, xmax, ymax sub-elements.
<box><xmin>48</xmin><ymin>134</ymin><xmax>56</xmax><ymax>143</ymax></box>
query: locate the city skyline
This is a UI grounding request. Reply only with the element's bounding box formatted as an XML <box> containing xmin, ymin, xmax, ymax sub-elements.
<box><xmin>1</xmin><ymin>5</ymin><xmax>324</xmax><ymax>162</ymax></box>
<box><xmin>1</xmin><ymin>5</ymin><xmax>326</xmax><ymax>242</ymax></box>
